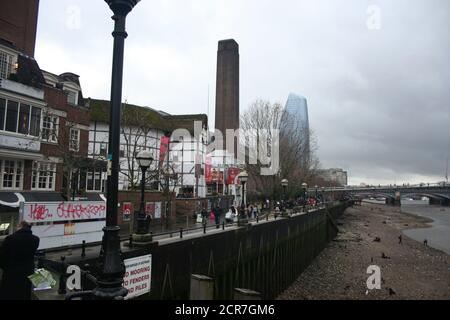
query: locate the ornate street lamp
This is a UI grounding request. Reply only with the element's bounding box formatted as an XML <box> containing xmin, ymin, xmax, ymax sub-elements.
<box><xmin>321</xmin><ymin>187</ymin><xmax>325</xmax><ymax>204</ymax></box>
<box><xmin>301</xmin><ymin>182</ymin><xmax>308</xmax><ymax>211</ymax></box>
<box><xmin>66</xmin><ymin>0</ymin><xmax>140</xmax><ymax>301</ymax></box>
<box><xmin>237</xmin><ymin>170</ymin><xmax>249</xmax><ymax>226</ymax></box>
<box><xmin>281</xmin><ymin>179</ymin><xmax>289</xmax><ymax>216</ymax></box>
<box><xmin>135</xmin><ymin>150</ymin><xmax>153</xmax><ymax>235</ymax></box>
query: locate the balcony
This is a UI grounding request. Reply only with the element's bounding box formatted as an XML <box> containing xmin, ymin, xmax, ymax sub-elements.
<box><xmin>0</xmin><ymin>58</ymin><xmax>44</xmax><ymax>100</ymax></box>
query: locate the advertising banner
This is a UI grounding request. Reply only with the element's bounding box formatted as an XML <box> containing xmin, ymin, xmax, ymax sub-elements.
<box><xmin>227</xmin><ymin>168</ymin><xmax>240</xmax><ymax>185</ymax></box>
<box><xmin>205</xmin><ymin>156</ymin><xmax>212</xmax><ymax>183</ymax></box>
<box><xmin>159</xmin><ymin>135</ymin><xmax>170</xmax><ymax>169</ymax></box>
<box><xmin>123</xmin><ymin>254</ymin><xmax>152</xmax><ymax>300</ymax></box>
<box><xmin>122</xmin><ymin>202</ymin><xmax>133</xmax><ymax>221</ymax></box>
<box><xmin>145</xmin><ymin>202</ymin><xmax>161</xmax><ymax>219</ymax></box>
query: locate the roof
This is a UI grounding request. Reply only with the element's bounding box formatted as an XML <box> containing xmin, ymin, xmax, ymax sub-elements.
<box><xmin>87</xmin><ymin>98</ymin><xmax>208</xmax><ymax>134</ymax></box>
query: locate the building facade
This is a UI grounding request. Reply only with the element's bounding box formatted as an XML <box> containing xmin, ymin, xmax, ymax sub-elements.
<box><xmin>87</xmin><ymin>98</ymin><xmax>209</xmax><ymax>198</ymax></box>
<box><xmin>283</xmin><ymin>93</ymin><xmax>310</xmax><ymax>154</ymax></box>
<box><xmin>318</xmin><ymin>168</ymin><xmax>348</xmax><ymax>186</ymax></box>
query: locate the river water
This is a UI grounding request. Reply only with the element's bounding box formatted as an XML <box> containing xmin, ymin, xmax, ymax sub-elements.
<box><xmin>400</xmin><ymin>200</ymin><xmax>450</xmax><ymax>255</ymax></box>
<box><xmin>365</xmin><ymin>199</ymin><xmax>450</xmax><ymax>254</ymax></box>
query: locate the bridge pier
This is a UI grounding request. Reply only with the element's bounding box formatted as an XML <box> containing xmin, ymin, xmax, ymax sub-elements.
<box><xmin>385</xmin><ymin>198</ymin><xmax>401</xmax><ymax>206</ymax></box>
<box><xmin>429</xmin><ymin>197</ymin><xmax>450</xmax><ymax>206</ymax></box>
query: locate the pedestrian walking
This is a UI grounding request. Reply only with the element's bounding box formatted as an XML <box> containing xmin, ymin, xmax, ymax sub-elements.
<box><xmin>214</xmin><ymin>205</ymin><xmax>222</xmax><ymax>228</ymax></box>
<box><xmin>398</xmin><ymin>235</ymin><xmax>402</xmax><ymax>244</ymax></box>
<box><xmin>0</xmin><ymin>221</ymin><xmax>40</xmax><ymax>300</ymax></box>
<box><xmin>201</xmin><ymin>206</ymin><xmax>208</xmax><ymax>226</ymax></box>
<box><xmin>424</xmin><ymin>239</ymin><xmax>428</xmax><ymax>246</ymax></box>
<box><xmin>252</xmin><ymin>206</ymin><xmax>258</xmax><ymax>219</ymax></box>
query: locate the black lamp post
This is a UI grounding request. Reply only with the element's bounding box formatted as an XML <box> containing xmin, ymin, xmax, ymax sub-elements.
<box><xmin>237</xmin><ymin>170</ymin><xmax>248</xmax><ymax>226</ymax></box>
<box><xmin>136</xmin><ymin>150</ymin><xmax>153</xmax><ymax>234</ymax></box>
<box><xmin>321</xmin><ymin>187</ymin><xmax>325</xmax><ymax>204</ymax></box>
<box><xmin>301</xmin><ymin>182</ymin><xmax>307</xmax><ymax>211</ymax></box>
<box><xmin>64</xmin><ymin>0</ymin><xmax>140</xmax><ymax>301</ymax></box>
<box><xmin>315</xmin><ymin>185</ymin><xmax>318</xmax><ymax>205</ymax></box>
<box><xmin>94</xmin><ymin>0</ymin><xmax>140</xmax><ymax>300</ymax></box>
<box><xmin>281</xmin><ymin>179</ymin><xmax>288</xmax><ymax>216</ymax></box>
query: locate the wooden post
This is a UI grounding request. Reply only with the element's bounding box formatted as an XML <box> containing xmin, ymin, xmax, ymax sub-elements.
<box><xmin>190</xmin><ymin>274</ymin><xmax>214</xmax><ymax>300</ymax></box>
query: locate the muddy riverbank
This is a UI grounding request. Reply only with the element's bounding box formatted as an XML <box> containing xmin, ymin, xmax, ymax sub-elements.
<box><xmin>277</xmin><ymin>202</ymin><xmax>450</xmax><ymax>300</ymax></box>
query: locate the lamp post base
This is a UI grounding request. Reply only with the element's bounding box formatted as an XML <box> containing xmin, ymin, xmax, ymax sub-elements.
<box><xmin>238</xmin><ymin>218</ymin><xmax>249</xmax><ymax>227</ymax></box>
<box><xmin>131</xmin><ymin>233</ymin><xmax>153</xmax><ymax>245</ymax></box>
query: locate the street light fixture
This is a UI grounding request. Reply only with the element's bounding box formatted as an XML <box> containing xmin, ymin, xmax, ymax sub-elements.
<box><xmin>301</xmin><ymin>182</ymin><xmax>308</xmax><ymax>211</ymax></box>
<box><xmin>321</xmin><ymin>187</ymin><xmax>325</xmax><ymax>204</ymax></box>
<box><xmin>237</xmin><ymin>170</ymin><xmax>249</xmax><ymax>226</ymax></box>
<box><xmin>78</xmin><ymin>0</ymin><xmax>139</xmax><ymax>300</ymax></box>
<box><xmin>135</xmin><ymin>150</ymin><xmax>153</xmax><ymax>235</ymax></box>
<box><xmin>281</xmin><ymin>179</ymin><xmax>288</xmax><ymax>216</ymax></box>
<box><xmin>64</xmin><ymin>0</ymin><xmax>140</xmax><ymax>301</ymax></box>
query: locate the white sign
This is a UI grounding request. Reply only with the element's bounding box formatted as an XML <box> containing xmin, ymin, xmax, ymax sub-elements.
<box><xmin>154</xmin><ymin>202</ymin><xmax>162</xmax><ymax>219</ymax></box>
<box><xmin>123</xmin><ymin>254</ymin><xmax>152</xmax><ymax>300</ymax></box>
<box><xmin>0</xmin><ymin>134</ymin><xmax>40</xmax><ymax>151</ymax></box>
<box><xmin>21</xmin><ymin>201</ymin><xmax>106</xmax><ymax>223</ymax></box>
<box><xmin>32</xmin><ymin>221</ymin><xmax>105</xmax><ymax>250</ymax></box>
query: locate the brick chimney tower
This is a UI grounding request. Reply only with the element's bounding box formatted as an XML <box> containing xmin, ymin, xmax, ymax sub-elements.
<box><xmin>215</xmin><ymin>39</ymin><xmax>239</xmax><ymax>155</ymax></box>
<box><xmin>0</xmin><ymin>0</ymin><xmax>40</xmax><ymax>57</ymax></box>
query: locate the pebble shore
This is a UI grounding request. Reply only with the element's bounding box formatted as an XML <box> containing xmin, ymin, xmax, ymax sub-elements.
<box><xmin>277</xmin><ymin>202</ymin><xmax>450</xmax><ymax>300</ymax></box>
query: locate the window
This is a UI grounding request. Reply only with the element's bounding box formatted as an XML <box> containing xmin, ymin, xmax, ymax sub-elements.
<box><xmin>5</xmin><ymin>100</ymin><xmax>18</xmax><ymax>132</ymax></box>
<box><xmin>0</xmin><ymin>98</ymin><xmax>41</xmax><ymax>136</ymax></box>
<box><xmin>0</xmin><ymin>159</ymin><xmax>23</xmax><ymax>190</ymax></box>
<box><xmin>69</xmin><ymin>128</ymin><xmax>80</xmax><ymax>151</ymax></box>
<box><xmin>30</xmin><ymin>107</ymin><xmax>41</xmax><ymax>137</ymax></box>
<box><xmin>0</xmin><ymin>51</ymin><xmax>14</xmax><ymax>79</ymax></box>
<box><xmin>86</xmin><ymin>170</ymin><xmax>103</xmax><ymax>191</ymax></box>
<box><xmin>18</xmin><ymin>104</ymin><xmax>30</xmax><ymax>134</ymax></box>
<box><xmin>99</xmin><ymin>143</ymin><xmax>107</xmax><ymax>157</ymax></box>
<box><xmin>0</xmin><ymin>98</ymin><xmax>5</xmax><ymax>131</ymax></box>
<box><xmin>65</xmin><ymin>90</ymin><xmax>77</xmax><ymax>105</ymax></box>
<box><xmin>42</xmin><ymin>115</ymin><xmax>58</xmax><ymax>142</ymax></box>
<box><xmin>32</xmin><ymin>162</ymin><xmax>56</xmax><ymax>191</ymax></box>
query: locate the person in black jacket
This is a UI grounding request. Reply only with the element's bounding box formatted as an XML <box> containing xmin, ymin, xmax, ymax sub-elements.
<box><xmin>213</xmin><ymin>205</ymin><xmax>222</xmax><ymax>228</ymax></box>
<box><xmin>0</xmin><ymin>221</ymin><xmax>40</xmax><ymax>300</ymax></box>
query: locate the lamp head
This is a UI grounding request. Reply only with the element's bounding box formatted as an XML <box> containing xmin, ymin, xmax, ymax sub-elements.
<box><xmin>281</xmin><ymin>179</ymin><xmax>288</xmax><ymax>187</ymax></box>
<box><xmin>237</xmin><ymin>170</ymin><xmax>249</xmax><ymax>183</ymax></box>
<box><xmin>136</xmin><ymin>150</ymin><xmax>153</xmax><ymax>169</ymax></box>
<box><xmin>105</xmin><ymin>0</ymin><xmax>140</xmax><ymax>15</ymax></box>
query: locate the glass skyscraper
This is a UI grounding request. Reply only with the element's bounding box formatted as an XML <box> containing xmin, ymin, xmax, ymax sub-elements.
<box><xmin>283</xmin><ymin>93</ymin><xmax>310</xmax><ymax>157</ymax></box>
<box><xmin>284</xmin><ymin>93</ymin><xmax>309</xmax><ymax>133</ymax></box>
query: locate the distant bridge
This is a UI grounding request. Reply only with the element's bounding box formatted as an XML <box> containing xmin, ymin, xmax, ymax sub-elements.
<box><xmin>311</xmin><ymin>183</ymin><xmax>450</xmax><ymax>206</ymax></box>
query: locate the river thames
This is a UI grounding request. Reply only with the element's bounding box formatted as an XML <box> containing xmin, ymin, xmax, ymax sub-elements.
<box><xmin>401</xmin><ymin>200</ymin><xmax>450</xmax><ymax>255</ymax></box>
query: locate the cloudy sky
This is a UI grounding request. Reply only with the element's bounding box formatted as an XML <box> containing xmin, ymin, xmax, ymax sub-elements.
<box><xmin>34</xmin><ymin>0</ymin><xmax>450</xmax><ymax>185</ymax></box>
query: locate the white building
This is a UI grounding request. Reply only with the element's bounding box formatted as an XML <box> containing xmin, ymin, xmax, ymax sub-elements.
<box><xmin>87</xmin><ymin>99</ymin><xmax>209</xmax><ymax>197</ymax></box>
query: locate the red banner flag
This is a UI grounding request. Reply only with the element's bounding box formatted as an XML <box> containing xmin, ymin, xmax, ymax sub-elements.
<box><xmin>205</xmin><ymin>156</ymin><xmax>212</xmax><ymax>183</ymax></box>
<box><xmin>159</xmin><ymin>135</ymin><xmax>170</xmax><ymax>169</ymax></box>
<box><xmin>226</xmin><ymin>168</ymin><xmax>240</xmax><ymax>185</ymax></box>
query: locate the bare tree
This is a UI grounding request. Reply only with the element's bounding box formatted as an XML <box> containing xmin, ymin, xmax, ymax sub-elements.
<box><xmin>240</xmin><ymin>99</ymin><xmax>321</xmax><ymax>200</ymax></box>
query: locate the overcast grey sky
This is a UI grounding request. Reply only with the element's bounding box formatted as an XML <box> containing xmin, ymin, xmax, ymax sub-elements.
<box><xmin>34</xmin><ymin>0</ymin><xmax>450</xmax><ymax>185</ymax></box>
